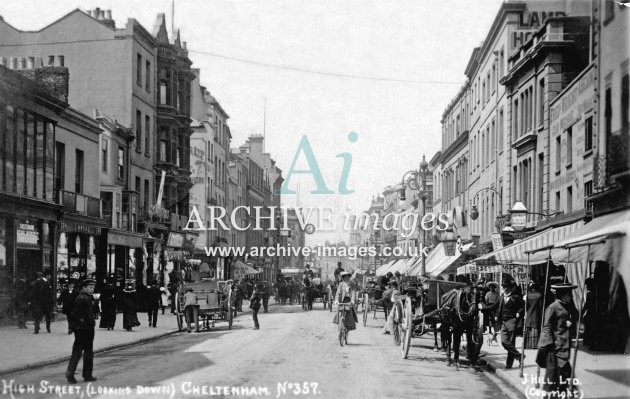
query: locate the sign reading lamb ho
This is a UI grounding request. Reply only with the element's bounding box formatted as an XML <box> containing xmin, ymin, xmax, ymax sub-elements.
<box><xmin>184</xmin><ymin>133</ymin><xmax>453</xmax><ymax>237</ymax></box>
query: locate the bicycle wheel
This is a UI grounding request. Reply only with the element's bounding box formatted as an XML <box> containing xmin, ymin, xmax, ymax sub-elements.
<box><xmin>344</xmin><ymin>331</ymin><xmax>348</xmax><ymax>345</ymax></box>
<box><xmin>402</xmin><ymin>299</ymin><xmax>413</xmax><ymax>359</ymax></box>
<box><xmin>338</xmin><ymin>317</ymin><xmax>345</xmax><ymax>346</ymax></box>
<box><xmin>362</xmin><ymin>294</ymin><xmax>369</xmax><ymax>326</ymax></box>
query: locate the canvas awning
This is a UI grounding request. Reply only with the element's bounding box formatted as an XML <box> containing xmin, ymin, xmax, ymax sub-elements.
<box><xmin>234</xmin><ymin>260</ymin><xmax>261</xmax><ymax>276</ymax></box>
<box><xmin>473</xmin><ymin>221</ymin><xmax>584</xmax><ymax>265</ymax></box>
<box><xmin>376</xmin><ymin>259</ymin><xmax>403</xmax><ymax>276</ymax></box>
<box><xmin>548</xmin><ymin>209</ymin><xmax>630</xmax><ymax>312</ymax></box>
<box><xmin>410</xmin><ymin>243</ymin><xmax>473</xmax><ymax>277</ymax></box>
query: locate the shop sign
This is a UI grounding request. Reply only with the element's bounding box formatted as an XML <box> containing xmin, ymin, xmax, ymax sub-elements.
<box><xmin>17</xmin><ymin>221</ymin><xmax>39</xmax><ymax>245</ymax></box>
<box><xmin>166</xmin><ymin>232</ymin><xmax>185</xmax><ymax>248</ymax></box>
<box><xmin>107</xmin><ymin>231</ymin><xmax>143</xmax><ymax>248</ymax></box>
<box><xmin>59</xmin><ymin>221</ymin><xmax>102</xmax><ymax>236</ymax></box>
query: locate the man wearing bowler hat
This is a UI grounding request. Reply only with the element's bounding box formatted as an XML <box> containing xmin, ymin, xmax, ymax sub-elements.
<box><xmin>65</xmin><ymin>278</ymin><xmax>97</xmax><ymax>384</ymax></box>
<box><xmin>537</xmin><ymin>282</ymin><xmax>579</xmax><ymax>395</ymax></box>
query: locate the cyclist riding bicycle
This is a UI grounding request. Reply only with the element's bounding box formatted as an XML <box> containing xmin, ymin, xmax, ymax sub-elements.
<box><xmin>334</xmin><ymin>271</ymin><xmax>357</xmax><ymax>332</ymax></box>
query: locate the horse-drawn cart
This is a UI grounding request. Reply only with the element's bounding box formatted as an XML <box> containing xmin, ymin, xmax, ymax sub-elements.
<box><xmin>174</xmin><ymin>279</ymin><xmax>235</xmax><ymax>332</ymax></box>
<box><xmin>396</xmin><ymin>279</ymin><xmax>467</xmax><ymax>359</ymax></box>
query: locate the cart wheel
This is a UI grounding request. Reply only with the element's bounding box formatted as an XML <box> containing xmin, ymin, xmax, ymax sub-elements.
<box><xmin>176</xmin><ymin>313</ymin><xmax>183</xmax><ymax>332</ymax></box>
<box><xmin>362</xmin><ymin>294</ymin><xmax>369</xmax><ymax>327</ymax></box>
<box><xmin>227</xmin><ymin>291</ymin><xmax>233</xmax><ymax>330</ymax></box>
<box><xmin>402</xmin><ymin>299</ymin><xmax>413</xmax><ymax>359</ymax></box>
<box><xmin>393</xmin><ymin>300</ymin><xmax>403</xmax><ymax>346</ymax></box>
<box><xmin>175</xmin><ymin>292</ymin><xmax>183</xmax><ymax>332</ymax></box>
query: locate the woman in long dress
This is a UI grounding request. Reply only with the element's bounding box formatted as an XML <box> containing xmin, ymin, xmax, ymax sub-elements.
<box><xmin>99</xmin><ymin>281</ymin><xmax>117</xmax><ymax>330</ymax></box>
<box><xmin>334</xmin><ymin>272</ymin><xmax>357</xmax><ymax>332</ymax></box>
<box><xmin>122</xmin><ymin>285</ymin><xmax>140</xmax><ymax>331</ymax></box>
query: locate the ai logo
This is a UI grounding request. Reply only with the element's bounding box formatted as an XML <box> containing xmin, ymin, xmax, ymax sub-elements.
<box><xmin>279</xmin><ymin>132</ymin><xmax>358</xmax><ymax>195</ymax></box>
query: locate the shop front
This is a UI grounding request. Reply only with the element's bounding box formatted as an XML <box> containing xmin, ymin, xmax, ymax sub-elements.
<box><xmin>97</xmin><ymin>229</ymin><xmax>144</xmax><ymax>290</ymax></box>
<box><xmin>0</xmin><ymin>207</ymin><xmax>57</xmax><ymax>323</ymax></box>
<box><xmin>57</xmin><ymin>221</ymin><xmax>102</xmax><ymax>296</ymax></box>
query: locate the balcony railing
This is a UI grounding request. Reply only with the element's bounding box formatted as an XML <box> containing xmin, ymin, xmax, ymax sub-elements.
<box><xmin>59</xmin><ymin>190</ymin><xmax>102</xmax><ymax>218</ymax></box>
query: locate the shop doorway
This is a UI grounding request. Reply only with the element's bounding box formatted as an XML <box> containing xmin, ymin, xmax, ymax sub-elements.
<box><xmin>16</xmin><ymin>248</ymin><xmax>42</xmax><ymax>281</ymax></box>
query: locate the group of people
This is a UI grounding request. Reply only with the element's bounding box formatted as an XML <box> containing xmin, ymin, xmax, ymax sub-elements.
<box><xmin>11</xmin><ymin>272</ymin><xmax>55</xmax><ymax>333</ymax></box>
<box><xmin>369</xmin><ymin>270</ymin><xmax>579</xmax><ymax>396</ymax></box>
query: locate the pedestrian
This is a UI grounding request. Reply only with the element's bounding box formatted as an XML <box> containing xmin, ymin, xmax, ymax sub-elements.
<box><xmin>146</xmin><ymin>281</ymin><xmax>162</xmax><ymax>328</ymax></box>
<box><xmin>12</xmin><ymin>278</ymin><xmax>29</xmax><ymax>329</ymax></box>
<box><xmin>524</xmin><ymin>282</ymin><xmax>543</xmax><ymax>349</ymax></box>
<box><xmin>333</xmin><ymin>262</ymin><xmax>344</xmax><ymax>283</ymax></box>
<box><xmin>382</xmin><ymin>279</ymin><xmax>399</xmax><ymax>335</ymax></box>
<box><xmin>261</xmin><ymin>281</ymin><xmax>271</xmax><ymax>313</ymax></box>
<box><xmin>483</xmin><ymin>282</ymin><xmax>499</xmax><ymax>335</ymax></box>
<box><xmin>29</xmin><ymin>272</ymin><xmax>53</xmax><ymax>334</ymax></box>
<box><xmin>122</xmin><ymin>284</ymin><xmax>140</xmax><ymax>332</ymax></box>
<box><xmin>250</xmin><ymin>283</ymin><xmax>263</xmax><ymax>330</ymax></box>
<box><xmin>536</xmin><ymin>283</ymin><xmax>579</xmax><ymax>396</ymax></box>
<box><xmin>58</xmin><ymin>281</ymin><xmax>79</xmax><ymax>334</ymax></box>
<box><xmin>183</xmin><ymin>288</ymin><xmax>199</xmax><ymax>333</ymax></box>
<box><xmin>98</xmin><ymin>279</ymin><xmax>116</xmax><ymax>330</ymax></box>
<box><xmin>160</xmin><ymin>286</ymin><xmax>169</xmax><ymax>315</ymax></box>
<box><xmin>495</xmin><ymin>277</ymin><xmax>525</xmax><ymax>369</ymax></box>
<box><xmin>65</xmin><ymin>278</ymin><xmax>97</xmax><ymax>384</ymax></box>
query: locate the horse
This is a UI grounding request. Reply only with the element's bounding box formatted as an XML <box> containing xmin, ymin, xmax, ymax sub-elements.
<box><xmin>439</xmin><ymin>287</ymin><xmax>484</xmax><ymax>370</ymax></box>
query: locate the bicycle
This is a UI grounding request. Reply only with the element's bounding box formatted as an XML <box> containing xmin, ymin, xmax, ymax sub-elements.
<box><xmin>337</xmin><ymin>303</ymin><xmax>353</xmax><ymax>346</ymax></box>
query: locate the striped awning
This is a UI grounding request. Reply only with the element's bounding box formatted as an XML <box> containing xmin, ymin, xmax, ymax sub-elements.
<box><xmin>375</xmin><ymin>259</ymin><xmax>397</xmax><ymax>276</ymax></box>
<box><xmin>408</xmin><ymin>243</ymin><xmax>473</xmax><ymax>277</ymax></box>
<box><xmin>474</xmin><ymin>220</ymin><xmax>584</xmax><ymax>265</ymax></box>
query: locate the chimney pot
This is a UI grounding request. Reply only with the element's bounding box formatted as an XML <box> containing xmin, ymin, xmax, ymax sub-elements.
<box><xmin>0</xmin><ymin>57</ymin><xmax>4</xmax><ymax>66</ymax></box>
<box><xmin>183</xmin><ymin>41</ymin><xmax>187</xmax><ymax>49</ymax></box>
<box><xmin>100</xmin><ymin>10</ymin><xmax>105</xmax><ymax>19</ymax></box>
<box><xmin>105</xmin><ymin>10</ymin><xmax>112</xmax><ymax>19</ymax></box>
<box><xmin>27</xmin><ymin>57</ymin><xmax>34</xmax><ymax>69</ymax></box>
<box><xmin>94</xmin><ymin>7</ymin><xmax>100</xmax><ymax>17</ymax></box>
<box><xmin>19</xmin><ymin>57</ymin><xmax>26</xmax><ymax>70</ymax></box>
<box><xmin>9</xmin><ymin>57</ymin><xmax>16</xmax><ymax>69</ymax></box>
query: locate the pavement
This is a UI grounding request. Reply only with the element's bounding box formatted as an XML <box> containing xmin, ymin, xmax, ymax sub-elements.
<box><xmin>476</xmin><ymin>332</ymin><xmax>630</xmax><ymax>399</ymax></box>
<box><xmin>0</xmin><ymin>311</ymin><xmax>181</xmax><ymax>376</ymax></box>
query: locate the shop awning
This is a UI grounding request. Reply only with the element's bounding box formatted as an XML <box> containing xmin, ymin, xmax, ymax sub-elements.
<box><xmin>410</xmin><ymin>243</ymin><xmax>473</xmax><ymax>277</ymax></box>
<box><xmin>234</xmin><ymin>260</ymin><xmax>261</xmax><ymax>276</ymax></box>
<box><xmin>376</xmin><ymin>259</ymin><xmax>402</xmax><ymax>276</ymax></box>
<box><xmin>388</xmin><ymin>257</ymin><xmax>419</xmax><ymax>275</ymax></box>
<box><xmin>473</xmin><ymin>221</ymin><xmax>585</xmax><ymax>265</ymax></box>
<box><xmin>548</xmin><ymin>209</ymin><xmax>630</xmax><ymax>312</ymax></box>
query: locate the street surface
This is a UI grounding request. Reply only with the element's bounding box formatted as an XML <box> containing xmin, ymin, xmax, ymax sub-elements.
<box><xmin>1</xmin><ymin>302</ymin><xmax>522</xmax><ymax>399</ymax></box>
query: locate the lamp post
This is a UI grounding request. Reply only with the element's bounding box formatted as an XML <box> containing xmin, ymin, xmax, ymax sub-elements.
<box><xmin>469</xmin><ymin>187</ymin><xmax>503</xmax><ymax>231</ymax></box>
<box><xmin>398</xmin><ymin>155</ymin><xmax>430</xmax><ymax>277</ymax></box>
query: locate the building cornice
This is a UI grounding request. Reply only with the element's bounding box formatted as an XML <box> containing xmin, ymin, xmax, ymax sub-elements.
<box><xmin>441</xmin><ymin>130</ymin><xmax>469</xmax><ymax>165</ymax></box>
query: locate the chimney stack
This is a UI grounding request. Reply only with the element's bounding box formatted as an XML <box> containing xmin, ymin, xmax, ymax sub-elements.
<box><xmin>94</xmin><ymin>7</ymin><xmax>101</xmax><ymax>19</ymax></box>
<box><xmin>100</xmin><ymin>9</ymin><xmax>115</xmax><ymax>29</ymax></box>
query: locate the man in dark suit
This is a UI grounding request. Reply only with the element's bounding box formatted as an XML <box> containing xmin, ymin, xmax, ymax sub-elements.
<box><xmin>146</xmin><ymin>282</ymin><xmax>162</xmax><ymax>328</ymax></box>
<box><xmin>495</xmin><ymin>277</ymin><xmax>524</xmax><ymax>369</ymax></box>
<box><xmin>66</xmin><ymin>278</ymin><xmax>97</xmax><ymax>384</ymax></box>
<box><xmin>29</xmin><ymin>272</ymin><xmax>53</xmax><ymax>334</ymax></box>
<box><xmin>538</xmin><ymin>283</ymin><xmax>579</xmax><ymax>395</ymax></box>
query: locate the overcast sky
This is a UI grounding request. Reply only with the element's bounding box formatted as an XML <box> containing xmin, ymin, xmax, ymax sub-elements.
<box><xmin>0</xmin><ymin>0</ymin><xmax>503</xmax><ymax>244</ymax></box>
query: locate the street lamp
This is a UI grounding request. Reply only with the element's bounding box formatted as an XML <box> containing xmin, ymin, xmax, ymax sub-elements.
<box><xmin>441</xmin><ymin>227</ymin><xmax>458</xmax><ymax>256</ymax></box>
<box><xmin>509</xmin><ymin>201</ymin><xmax>528</xmax><ymax>231</ymax></box>
<box><xmin>399</xmin><ymin>154</ymin><xmax>430</xmax><ymax>277</ymax></box>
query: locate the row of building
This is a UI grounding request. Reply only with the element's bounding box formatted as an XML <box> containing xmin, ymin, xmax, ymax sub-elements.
<box><xmin>350</xmin><ymin>1</ymin><xmax>628</xmax><ymax>287</ymax></box>
<box><xmin>0</xmin><ymin>7</ymin><xmax>304</xmax><ymax>322</ymax></box>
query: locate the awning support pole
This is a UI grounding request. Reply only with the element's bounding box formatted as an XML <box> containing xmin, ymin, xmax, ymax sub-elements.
<box><xmin>519</xmin><ymin>252</ymin><xmax>531</xmax><ymax>378</ymax></box>
<box><xmin>535</xmin><ymin>248</ymin><xmax>553</xmax><ymax>389</ymax></box>
<box><xmin>570</xmin><ymin>244</ymin><xmax>591</xmax><ymax>391</ymax></box>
